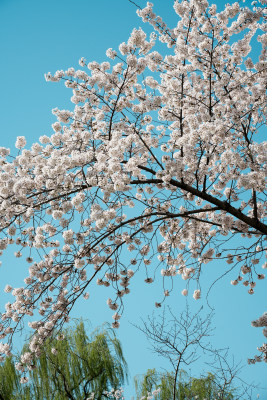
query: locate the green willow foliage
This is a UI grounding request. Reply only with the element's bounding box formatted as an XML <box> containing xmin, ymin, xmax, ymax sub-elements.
<box><xmin>0</xmin><ymin>321</ymin><xmax>128</xmax><ymax>400</ymax></box>
<box><xmin>134</xmin><ymin>369</ymin><xmax>235</xmax><ymax>400</ymax></box>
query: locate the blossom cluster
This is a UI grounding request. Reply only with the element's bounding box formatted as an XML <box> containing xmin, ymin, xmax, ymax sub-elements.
<box><xmin>248</xmin><ymin>312</ymin><xmax>267</xmax><ymax>363</ymax></box>
<box><xmin>85</xmin><ymin>387</ymin><xmax>160</xmax><ymax>400</ymax></box>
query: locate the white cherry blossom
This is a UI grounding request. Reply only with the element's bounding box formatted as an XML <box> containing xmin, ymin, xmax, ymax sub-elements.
<box><xmin>0</xmin><ymin>0</ymin><xmax>266</xmax><ymax>370</ymax></box>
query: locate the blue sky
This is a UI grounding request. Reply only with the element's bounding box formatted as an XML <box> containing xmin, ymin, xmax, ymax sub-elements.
<box><xmin>0</xmin><ymin>0</ymin><xmax>266</xmax><ymax>398</ymax></box>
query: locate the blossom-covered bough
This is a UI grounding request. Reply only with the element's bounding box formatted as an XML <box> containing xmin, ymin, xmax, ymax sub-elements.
<box><xmin>0</xmin><ymin>0</ymin><xmax>266</xmax><ymax>374</ymax></box>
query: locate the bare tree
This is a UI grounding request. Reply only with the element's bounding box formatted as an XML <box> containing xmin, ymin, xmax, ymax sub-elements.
<box><xmin>135</xmin><ymin>306</ymin><xmax>213</xmax><ymax>400</ymax></box>
<box><xmin>135</xmin><ymin>306</ymin><xmax>257</xmax><ymax>400</ymax></box>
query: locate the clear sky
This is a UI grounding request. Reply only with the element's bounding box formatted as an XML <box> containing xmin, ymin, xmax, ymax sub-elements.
<box><xmin>0</xmin><ymin>0</ymin><xmax>266</xmax><ymax>398</ymax></box>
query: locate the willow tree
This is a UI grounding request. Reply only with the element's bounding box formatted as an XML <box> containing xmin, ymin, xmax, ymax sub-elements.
<box><xmin>135</xmin><ymin>369</ymin><xmax>237</xmax><ymax>400</ymax></box>
<box><xmin>0</xmin><ymin>321</ymin><xmax>128</xmax><ymax>399</ymax></box>
<box><xmin>0</xmin><ymin>0</ymin><xmax>266</xmax><ymax>372</ymax></box>
<box><xmin>135</xmin><ymin>369</ymin><xmax>236</xmax><ymax>400</ymax></box>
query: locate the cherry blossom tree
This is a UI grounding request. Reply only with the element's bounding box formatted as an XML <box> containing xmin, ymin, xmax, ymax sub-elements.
<box><xmin>0</xmin><ymin>0</ymin><xmax>266</xmax><ymax>373</ymax></box>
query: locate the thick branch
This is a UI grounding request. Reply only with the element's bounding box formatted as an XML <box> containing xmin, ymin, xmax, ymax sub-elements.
<box><xmin>132</xmin><ymin>166</ymin><xmax>267</xmax><ymax>235</ymax></box>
